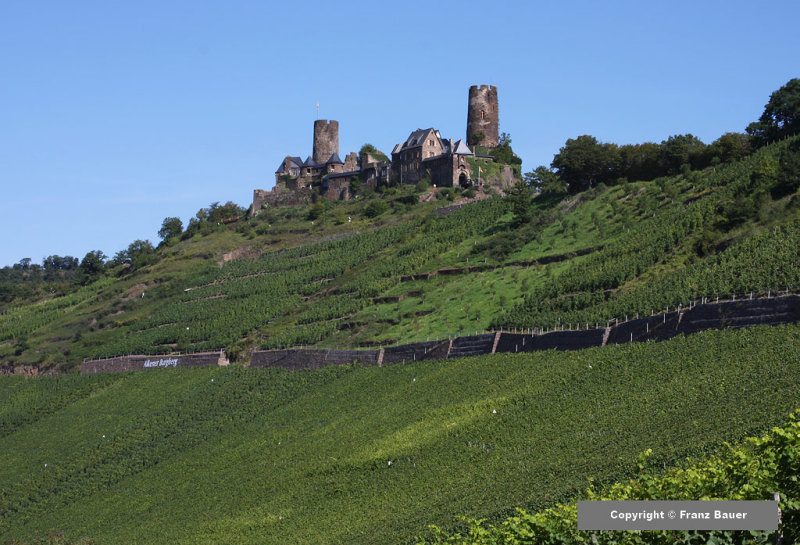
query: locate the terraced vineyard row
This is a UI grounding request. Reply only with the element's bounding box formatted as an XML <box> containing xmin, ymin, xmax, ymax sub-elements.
<box><xmin>494</xmin><ymin>139</ymin><xmax>800</xmax><ymax>329</ymax></box>
<box><xmin>89</xmin><ymin>199</ymin><xmax>510</xmax><ymax>356</ymax></box>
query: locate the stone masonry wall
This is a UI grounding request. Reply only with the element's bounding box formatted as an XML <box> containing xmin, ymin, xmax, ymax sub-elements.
<box><xmin>467</xmin><ymin>85</ymin><xmax>499</xmax><ymax>148</ymax></box>
<box><xmin>252</xmin><ymin>187</ymin><xmax>316</xmax><ymax>213</ymax></box>
<box><xmin>313</xmin><ymin>120</ymin><xmax>339</xmax><ymax>165</ymax></box>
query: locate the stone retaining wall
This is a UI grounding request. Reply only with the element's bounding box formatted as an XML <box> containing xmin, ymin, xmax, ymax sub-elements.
<box><xmin>81</xmin><ymin>351</ymin><xmax>226</xmax><ymax>374</ymax></box>
<box><xmin>81</xmin><ymin>296</ymin><xmax>800</xmax><ymax>374</ymax></box>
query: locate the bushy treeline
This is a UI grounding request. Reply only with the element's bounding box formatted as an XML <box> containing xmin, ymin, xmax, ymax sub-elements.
<box><xmin>0</xmin><ymin>256</ymin><xmax>81</xmax><ymax>307</ymax></box>
<box><xmin>527</xmin><ymin>78</ymin><xmax>800</xmax><ymax>194</ymax></box>
<box><xmin>0</xmin><ymin>256</ymin><xmax>80</xmax><ymax>282</ymax></box>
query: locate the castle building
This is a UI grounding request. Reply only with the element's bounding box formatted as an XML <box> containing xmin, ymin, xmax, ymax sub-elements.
<box><xmin>252</xmin><ymin>84</ymin><xmax>506</xmax><ymax>214</ymax></box>
<box><xmin>390</xmin><ymin>128</ymin><xmax>486</xmax><ymax>188</ymax></box>
<box><xmin>274</xmin><ymin>120</ymin><xmax>359</xmax><ymax>188</ymax></box>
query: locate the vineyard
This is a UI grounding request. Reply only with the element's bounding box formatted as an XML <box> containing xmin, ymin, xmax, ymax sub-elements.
<box><xmin>1</xmin><ymin>136</ymin><xmax>799</xmax><ymax>374</ymax></box>
<box><xmin>417</xmin><ymin>410</ymin><xmax>800</xmax><ymax>544</ymax></box>
<box><xmin>2</xmin><ymin>324</ymin><xmax>800</xmax><ymax>544</ymax></box>
<box><xmin>2</xmin><ymin>129</ymin><xmax>800</xmax><ymax>545</ymax></box>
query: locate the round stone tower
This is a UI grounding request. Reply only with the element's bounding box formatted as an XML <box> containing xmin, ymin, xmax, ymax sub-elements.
<box><xmin>313</xmin><ymin>120</ymin><xmax>339</xmax><ymax>165</ymax></box>
<box><xmin>466</xmin><ymin>85</ymin><xmax>499</xmax><ymax>148</ymax></box>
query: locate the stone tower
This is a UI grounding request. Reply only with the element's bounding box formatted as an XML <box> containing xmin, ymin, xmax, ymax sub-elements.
<box><xmin>313</xmin><ymin>120</ymin><xmax>339</xmax><ymax>164</ymax></box>
<box><xmin>466</xmin><ymin>85</ymin><xmax>499</xmax><ymax>148</ymax></box>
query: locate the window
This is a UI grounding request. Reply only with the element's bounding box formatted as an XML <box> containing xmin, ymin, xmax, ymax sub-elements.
<box><xmin>481</xmin><ymin>110</ymin><xmax>485</xmax><ymax>120</ymax></box>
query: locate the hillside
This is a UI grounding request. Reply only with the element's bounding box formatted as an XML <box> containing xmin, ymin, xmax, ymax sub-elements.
<box><xmin>2</xmin><ymin>134</ymin><xmax>800</xmax><ymax>371</ymax></box>
<box><xmin>2</xmin><ymin>324</ymin><xmax>800</xmax><ymax>544</ymax></box>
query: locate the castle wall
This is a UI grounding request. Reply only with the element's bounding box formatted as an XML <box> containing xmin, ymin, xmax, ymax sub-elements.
<box><xmin>313</xmin><ymin>120</ymin><xmax>339</xmax><ymax>164</ymax></box>
<box><xmin>467</xmin><ymin>85</ymin><xmax>499</xmax><ymax>147</ymax></box>
<box><xmin>323</xmin><ymin>177</ymin><xmax>352</xmax><ymax>201</ymax></box>
<box><xmin>252</xmin><ymin>187</ymin><xmax>315</xmax><ymax>213</ymax></box>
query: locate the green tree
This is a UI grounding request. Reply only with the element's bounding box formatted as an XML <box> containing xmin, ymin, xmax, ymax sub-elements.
<box><xmin>469</xmin><ymin>131</ymin><xmax>485</xmax><ymax>147</ymax></box>
<box><xmin>359</xmin><ymin>143</ymin><xmax>388</xmax><ymax>163</ymax></box>
<box><xmin>77</xmin><ymin>250</ymin><xmax>107</xmax><ymax>285</ymax></box>
<box><xmin>364</xmin><ymin>199</ymin><xmax>389</xmax><ymax>218</ymax></box>
<box><xmin>113</xmin><ymin>240</ymin><xmax>157</xmax><ymax>270</ymax></box>
<box><xmin>751</xmin><ymin>154</ymin><xmax>779</xmax><ymax>190</ymax></box>
<box><xmin>551</xmin><ymin>135</ymin><xmax>619</xmax><ymax>193</ymax></box>
<box><xmin>506</xmin><ymin>180</ymin><xmax>532</xmax><ymax>226</ymax></box>
<box><xmin>658</xmin><ymin>134</ymin><xmax>706</xmax><ymax>175</ymax></box>
<box><xmin>206</xmin><ymin>201</ymin><xmax>245</xmax><ymax>223</ymax></box>
<box><xmin>349</xmin><ymin>176</ymin><xmax>362</xmax><ymax>195</ymax></box>
<box><xmin>747</xmin><ymin>78</ymin><xmax>800</xmax><ymax>147</ymax></box>
<box><xmin>524</xmin><ymin>166</ymin><xmax>565</xmax><ymax>194</ymax></box>
<box><xmin>158</xmin><ymin>217</ymin><xmax>183</xmax><ymax>241</ymax></box>
<box><xmin>488</xmin><ymin>132</ymin><xmax>522</xmax><ymax>165</ymax></box>
<box><xmin>617</xmin><ymin>142</ymin><xmax>662</xmax><ymax>182</ymax></box>
<box><xmin>708</xmin><ymin>132</ymin><xmax>752</xmax><ymax>164</ymax></box>
<box><xmin>42</xmin><ymin>255</ymin><xmax>78</xmax><ymax>272</ymax></box>
<box><xmin>307</xmin><ymin>202</ymin><xmax>326</xmax><ymax>221</ymax></box>
<box><xmin>775</xmin><ymin>141</ymin><xmax>800</xmax><ymax>196</ymax></box>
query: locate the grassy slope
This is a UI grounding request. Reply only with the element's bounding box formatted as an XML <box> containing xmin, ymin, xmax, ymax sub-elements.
<box><xmin>2</xmin><ymin>324</ymin><xmax>800</xmax><ymax>544</ymax></box>
<box><xmin>2</xmin><ymin>137</ymin><xmax>799</xmax><ymax>370</ymax></box>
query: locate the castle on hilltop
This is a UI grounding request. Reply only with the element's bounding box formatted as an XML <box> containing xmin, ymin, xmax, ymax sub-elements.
<box><xmin>252</xmin><ymin>85</ymin><xmax>512</xmax><ymax>212</ymax></box>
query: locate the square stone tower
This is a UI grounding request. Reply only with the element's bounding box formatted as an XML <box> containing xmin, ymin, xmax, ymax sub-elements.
<box><xmin>467</xmin><ymin>85</ymin><xmax>499</xmax><ymax>148</ymax></box>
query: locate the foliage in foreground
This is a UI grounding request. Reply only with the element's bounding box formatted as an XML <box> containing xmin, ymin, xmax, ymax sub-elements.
<box><xmin>418</xmin><ymin>412</ymin><xmax>800</xmax><ymax>545</ymax></box>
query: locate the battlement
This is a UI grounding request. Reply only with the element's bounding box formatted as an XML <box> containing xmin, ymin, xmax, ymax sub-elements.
<box><xmin>469</xmin><ymin>84</ymin><xmax>495</xmax><ymax>91</ymax></box>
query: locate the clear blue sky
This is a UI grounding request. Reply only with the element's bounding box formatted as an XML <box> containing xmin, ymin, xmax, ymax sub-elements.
<box><xmin>1</xmin><ymin>1</ymin><xmax>797</xmax><ymax>267</ymax></box>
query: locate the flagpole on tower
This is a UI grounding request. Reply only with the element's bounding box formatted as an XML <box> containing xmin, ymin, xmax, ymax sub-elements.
<box><xmin>316</xmin><ymin>101</ymin><xmax>319</xmax><ymax>120</ymax></box>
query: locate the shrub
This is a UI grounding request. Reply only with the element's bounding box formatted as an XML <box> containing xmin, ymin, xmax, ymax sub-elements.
<box><xmin>364</xmin><ymin>200</ymin><xmax>389</xmax><ymax>218</ymax></box>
